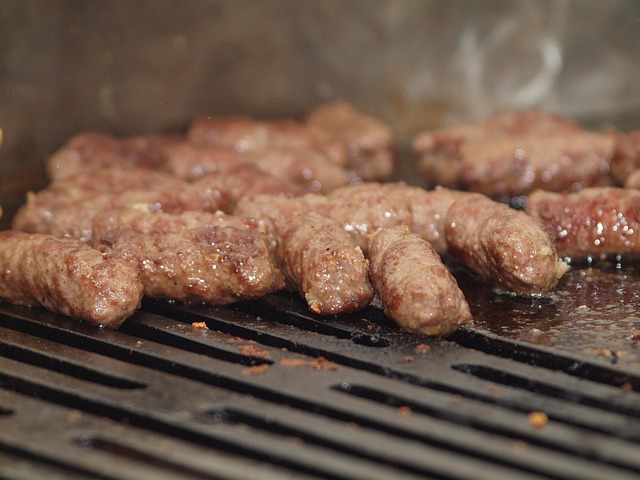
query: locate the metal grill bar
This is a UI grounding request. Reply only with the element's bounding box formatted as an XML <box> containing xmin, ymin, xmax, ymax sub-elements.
<box><xmin>2</xmin><ymin>291</ymin><xmax>640</xmax><ymax>479</ymax></box>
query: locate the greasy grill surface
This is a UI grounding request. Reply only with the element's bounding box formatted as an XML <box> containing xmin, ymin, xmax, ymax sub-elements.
<box><xmin>2</xmin><ymin>268</ymin><xmax>640</xmax><ymax>480</ymax></box>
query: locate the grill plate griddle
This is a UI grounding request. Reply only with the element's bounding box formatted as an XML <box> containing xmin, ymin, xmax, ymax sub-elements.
<box><xmin>2</xmin><ymin>265</ymin><xmax>640</xmax><ymax>480</ymax></box>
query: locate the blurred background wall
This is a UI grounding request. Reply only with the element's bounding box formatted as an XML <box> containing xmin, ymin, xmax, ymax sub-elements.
<box><xmin>1</xmin><ymin>0</ymin><xmax>639</xmax><ymax>225</ymax></box>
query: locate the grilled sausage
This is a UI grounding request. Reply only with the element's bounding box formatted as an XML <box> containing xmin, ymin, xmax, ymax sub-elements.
<box><xmin>46</xmin><ymin>131</ymin><xmax>183</xmax><ymax>180</ymax></box>
<box><xmin>368</xmin><ymin>226</ymin><xmax>472</xmax><ymax>336</ymax></box>
<box><xmin>305</xmin><ymin>100</ymin><xmax>395</xmax><ymax>182</ymax></box>
<box><xmin>0</xmin><ymin>231</ymin><xmax>143</xmax><ymax>328</ymax></box>
<box><xmin>98</xmin><ymin>224</ymin><xmax>284</xmax><ymax>305</ymax></box>
<box><xmin>446</xmin><ymin>193</ymin><xmax>568</xmax><ymax>295</ymax></box>
<box><xmin>525</xmin><ymin>187</ymin><xmax>640</xmax><ymax>261</ymax></box>
<box><xmin>610</xmin><ymin>130</ymin><xmax>640</xmax><ymax>185</ymax></box>
<box><xmin>236</xmin><ymin>195</ymin><xmax>374</xmax><ymax>314</ymax></box>
<box><xmin>275</xmin><ymin>212</ymin><xmax>374</xmax><ymax>315</ymax></box>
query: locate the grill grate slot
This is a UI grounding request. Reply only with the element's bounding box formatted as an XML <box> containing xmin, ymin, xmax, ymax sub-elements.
<box><xmin>0</xmin><ymin>337</ymin><xmax>145</xmax><ymax>390</ymax></box>
<box><xmin>453</xmin><ymin>363</ymin><xmax>640</xmax><ymax>417</ymax></box>
<box><xmin>450</xmin><ymin>328</ymin><xmax>640</xmax><ymax>389</ymax></box>
<box><xmin>72</xmin><ymin>435</ymin><xmax>229</xmax><ymax>480</ymax></box>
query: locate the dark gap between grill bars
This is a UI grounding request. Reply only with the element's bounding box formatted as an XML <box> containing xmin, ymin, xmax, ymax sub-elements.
<box><xmin>449</xmin><ymin>329</ymin><xmax>640</xmax><ymax>389</ymax></box>
<box><xmin>0</xmin><ymin>375</ymin><xmax>360</xmax><ymax>480</ymax></box>
<box><xmin>329</xmin><ymin>382</ymin><xmax>640</xmax><ymax>472</ymax></box>
<box><xmin>0</xmin><ymin>340</ymin><xmax>146</xmax><ymax>390</ymax></box>
<box><xmin>72</xmin><ymin>435</ymin><xmax>228</xmax><ymax>480</ymax></box>
<box><xmin>201</xmin><ymin>406</ymin><xmax>560</xmax><ymax>480</ymax></box>
<box><xmin>452</xmin><ymin>363</ymin><xmax>640</xmax><ymax>417</ymax></box>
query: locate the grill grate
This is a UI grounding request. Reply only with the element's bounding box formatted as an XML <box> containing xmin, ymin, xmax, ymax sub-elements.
<box><xmin>2</xmin><ymin>282</ymin><xmax>640</xmax><ymax>480</ymax></box>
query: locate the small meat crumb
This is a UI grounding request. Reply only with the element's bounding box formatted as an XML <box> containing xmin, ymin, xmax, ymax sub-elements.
<box><xmin>414</xmin><ymin>343</ymin><xmax>431</xmax><ymax>353</ymax></box>
<box><xmin>280</xmin><ymin>356</ymin><xmax>338</xmax><ymax>371</ymax></box>
<box><xmin>397</xmin><ymin>406</ymin><xmax>412</xmax><ymax>416</ymax></box>
<box><xmin>403</xmin><ymin>355</ymin><xmax>414</xmax><ymax>362</ymax></box>
<box><xmin>238</xmin><ymin>344</ymin><xmax>270</xmax><ymax>358</ymax></box>
<box><xmin>241</xmin><ymin>364</ymin><xmax>270</xmax><ymax>376</ymax></box>
<box><xmin>528</xmin><ymin>411</ymin><xmax>548</xmax><ymax>429</ymax></box>
<box><xmin>191</xmin><ymin>321</ymin><xmax>209</xmax><ymax>329</ymax></box>
<box><xmin>621</xmin><ymin>382</ymin><xmax>634</xmax><ymax>392</ymax></box>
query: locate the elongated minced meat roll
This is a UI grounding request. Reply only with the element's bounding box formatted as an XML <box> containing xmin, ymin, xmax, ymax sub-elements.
<box><xmin>0</xmin><ymin>231</ymin><xmax>144</xmax><ymax>328</ymax></box>
<box><xmin>368</xmin><ymin>226</ymin><xmax>472</xmax><ymax>336</ymax></box>
<box><xmin>446</xmin><ymin>193</ymin><xmax>568</xmax><ymax>295</ymax></box>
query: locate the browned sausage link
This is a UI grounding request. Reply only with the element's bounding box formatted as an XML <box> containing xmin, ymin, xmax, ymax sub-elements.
<box><xmin>327</xmin><ymin>183</ymin><xmax>413</xmax><ymax>254</ymax></box>
<box><xmin>187</xmin><ymin>115</ymin><xmax>347</xmax><ymax>166</ymax></box>
<box><xmin>610</xmin><ymin>131</ymin><xmax>640</xmax><ymax>184</ymax></box>
<box><xmin>459</xmin><ymin>131</ymin><xmax>615</xmax><ymax>198</ymax></box>
<box><xmin>46</xmin><ymin>131</ymin><xmax>183</xmax><ymax>180</ymax></box>
<box><xmin>525</xmin><ymin>187</ymin><xmax>640</xmax><ymax>262</ymax></box>
<box><xmin>378</xmin><ymin>184</ymin><xmax>468</xmax><ymax>255</ymax></box>
<box><xmin>18</xmin><ymin>185</ymin><xmax>230</xmax><ymax>243</ymax></box>
<box><xmin>91</xmin><ymin>209</ymin><xmax>262</xmax><ymax>243</ymax></box>
<box><xmin>305</xmin><ymin>100</ymin><xmax>396</xmax><ymax>182</ymax></box>
<box><xmin>367</xmin><ymin>226</ymin><xmax>472</xmax><ymax>336</ymax></box>
<box><xmin>447</xmin><ymin>193</ymin><xmax>568</xmax><ymax>295</ymax></box>
<box><xmin>11</xmin><ymin>167</ymin><xmax>189</xmax><ymax>234</ymax></box>
<box><xmin>0</xmin><ymin>231</ymin><xmax>143</xmax><ymax>328</ymax></box>
<box><xmin>98</xmin><ymin>225</ymin><xmax>284</xmax><ymax>305</ymax></box>
<box><xmin>275</xmin><ymin>212</ymin><xmax>374</xmax><ymax>315</ymax></box>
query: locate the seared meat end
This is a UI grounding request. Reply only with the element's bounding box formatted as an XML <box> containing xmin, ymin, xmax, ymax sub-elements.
<box><xmin>368</xmin><ymin>226</ymin><xmax>472</xmax><ymax>336</ymax></box>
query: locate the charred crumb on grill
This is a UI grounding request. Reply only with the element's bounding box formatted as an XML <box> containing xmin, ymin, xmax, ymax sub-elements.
<box><xmin>241</xmin><ymin>364</ymin><xmax>270</xmax><ymax>376</ymax></box>
<box><xmin>280</xmin><ymin>356</ymin><xmax>338</xmax><ymax>370</ymax></box>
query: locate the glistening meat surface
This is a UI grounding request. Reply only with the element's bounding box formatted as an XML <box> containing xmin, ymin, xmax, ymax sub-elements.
<box><xmin>446</xmin><ymin>193</ymin><xmax>568</xmax><ymax>295</ymax></box>
<box><xmin>97</xmin><ymin>224</ymin><xmax>284</xmax><ymax>304</ymax></box>
<box><xmin>275</xmin><ymin>212</ymin><xmax>374</xmax><ymax>315</ymax></box>
<box><xmin>0</xmin><ymin>231</ymin><xmax>143</xmax><ymax>328</ymax></box>
<box><xmin>367</xmin><ymin>226</ymin><xmax>472</xmax><ymax>336</ymax></box>
<box><xmin>305</xmin><ymin>100</ymin><xmax>395</xmax><ymax>182</ymax></box>
<box><xmin>525</xmin><ymin>187</ymin><xmax>640</xmax><ymax>261</ymax></box>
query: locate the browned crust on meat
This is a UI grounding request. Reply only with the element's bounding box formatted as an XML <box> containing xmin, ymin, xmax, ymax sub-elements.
<box><xmin>611</xmin><ymin>131</ymin><xmax>640</xmax><ymax>184</ymax></box>
<box><xmin>447</xmin><ymin>193</ymin><xmax>568</xmax><ymax>294</ymax></box>
<box><xmin>305</xmin><ymin>101</ymin><xmax>396</xmax><ymax>182</ymax></box>
<box><xmin>413</xmin><ymin>110</ymin><xmax>579</xmax><ymax>188</ymax></box>
<box><xmin>91</xmin><ymin>209</ymin><xmax>262</xmax><ymax>244</ymax></box>
<box><xmin>368</xmin><ymin>226</ymin><xmax>472</xmax><ymax>336</ymax></box>
<box><xmin>188</xmin><ymin>115</ymin><xmax>346</xmax><ymax>166</ymax></box>
<box><xmin>11</xmin><ymin>167</ymin><xmax>189</xmax><ymax>234</ymax></box>
<box><xmin>327</xmin><ymin>183</ymin><xmax>413</xmax><ymax>253</ymax></box>
<box><xmin>16</xmin><ymin>186</ymin><xmax>229</xmax><ymax>242</ymax></box>
<box><xmin>525</xmin><ymin>187</ymin><xmax>640</xmax><ymax>261</ymax></box>
<box><xmin>459</xmin><ymin>132</ymin><xmax>615</xmax><ymax>197</ymax></box>
<box><xmin>0</xmin><ymin>231</ymin><xmax>143</xmax><ymax>328</ymax></box>
<box><xmin>46</xmin><ymin>132</ymin><xmax>183</xmax><ymax>180</ymax></box>
<box><xmin>163</xmin><ymin>142</ymin><xmax>348</xmax><ymax>193</ymax></box>
<box><xmin>98</xmin><ymin>224</ymin><xmax>284</xmax><ymax>304</ymax></box>
<box><xmin>275</xmin><ymin>212</ymin><xmax>374</xmax><ymax>315</ymax></box>
<box><xmin>378</xmin><ymin>184</ymin><xmax>468</xmax><ymax>254</ymax></box>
